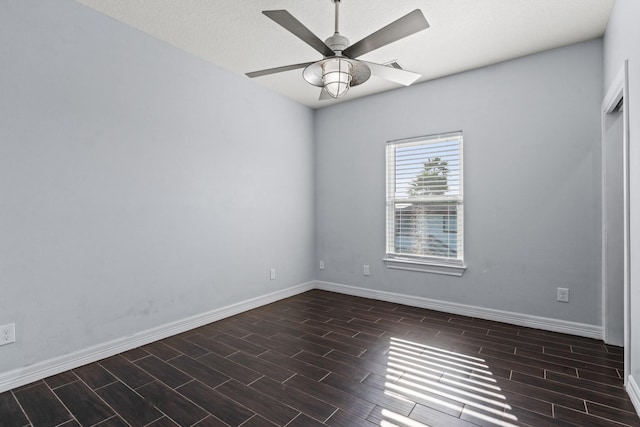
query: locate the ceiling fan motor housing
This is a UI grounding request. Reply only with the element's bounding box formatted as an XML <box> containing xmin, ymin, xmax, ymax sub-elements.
<box><xmin>325</xmin><ymin>33</ymin><xmax>350</xmax><ymax>53</ymax></box>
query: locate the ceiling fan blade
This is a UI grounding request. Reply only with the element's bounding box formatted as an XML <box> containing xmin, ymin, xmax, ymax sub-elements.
<box><xmin>319</xmin><ymin>88</ymin><xmax>331</xmax><ymax>101</ymax></box>
<box><xmin>343</xmin><ymin>10</ymin><xmax>429</xmax><ymax>59</ymax></box>
<box><xmin>263</xmin><ymin>10</ymin><xmax>334</xmax><ymax>57</ymax></box>
<box><xmin>246</xmin><ymin>62</ymin><xmax>314</xmax><ymax>78</ymax></box>
<box><xmin>361</xmin><ymin>61</ymin><xmax>422</xmax><ymax>86</ymax></box>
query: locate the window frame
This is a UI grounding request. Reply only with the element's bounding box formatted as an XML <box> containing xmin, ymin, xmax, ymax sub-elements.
<box><xmin>383</xmin><ymin>131</ymin><xmax>466</xmax><ymax>276</ymax></box>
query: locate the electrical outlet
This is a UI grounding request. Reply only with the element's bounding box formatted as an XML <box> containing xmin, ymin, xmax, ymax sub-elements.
<box><xmin>319</xmin><ymin>261</ymin><xmax>325</xmax><ymax>270</ymax></box>
<box><xmin>270</xmin><ymin>268</ymin><xmax>276</xmax><ymax>280</ymax></box>
<box><xmin>363</xmin><ymin>265</ymin><xmax>370</xmax><ymax>276</ymax></box>
<box><xmin>0</xmin><ymin>323</ymin><xmax>15</xmax><ymax>346</ymax></box>
<box><xmin>557</xmin><ymin>288</ymin><xmax>569</xmax><ymax>303</ymax></box>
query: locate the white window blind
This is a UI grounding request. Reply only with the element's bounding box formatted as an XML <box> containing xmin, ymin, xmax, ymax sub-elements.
<box><xmin>386</xmin><ymin>132</ymin><xmax>464</xmax><ymax>268</ymax></box>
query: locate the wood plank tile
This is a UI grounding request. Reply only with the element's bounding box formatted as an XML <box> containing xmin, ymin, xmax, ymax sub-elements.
<box><xmin>176</xmin><ymin>381</ymin><xmax>254</xmax><ymax>426</ymax></box>
<box><xmin>284</xmin><ymin>374</ymin><xmax>376</xmax><ymax>419</ymax></box>
<box><xmin>197</xmin><ymin>352</ymin><xmax>262</xmax><ymax>385</ymax></box>
<box><xmin>239</xmin><ymin>414</ymin><xmax>278</xmax><ymax>427</ymax></box>
<box><xmin>99</xmin><ymin>355</ymin><xmax>155</xmax><ymax>389</ymax></box>
<box><xmin>325</xmin><ymin>330</ymin><xmax>390</xmax><ymax>352</ymax></box>
<box><xmin>96</xmin><ymin>381</ymin><xmax>162</xmax><ymax>427</ymax></box>
<box><xmin>517</xmin><ymin>348</ymin><xmax>620</xmax><ymax>377</ymax></box>
<box><xmin>505</xmin><ymin>405</ymin><xmax>577</xmax><ymax>427</ymax></box>
<box><xmin>479</xmin><ymin>347</ymin><xmax>560</xmax><ymax>377</ymax></box>
<box><xmin>184</xmin><ymin>333</ymin><xmax>238</xmax><ymax>357</ymax></box>
<box><xmin>481</xmin><ymin>347</ymin><xmax>578</xmax><ymax>377</ymax></box>
<box><xmin>325</xmin><ymin>348</ymin><xmax>389</xmax><ymax>377</ymax></box>
<box><xmin>325</xmin><ymin>409</ymin><xmax>377</xmax><ymax>427</ymax></box>
<box><xmin>54</xmin><ymin>380</ymin><xmax>114</xmax><ymax>426</ymax></box>
<box><xmin>146</xmin><ymin>417</ymin><xmax>180</xmax><ymax>427</ymax></box>
<box><xmin>134</xmin><ymin>355</ymin><xmax>192</xmax><ymax>389</ymax></box>
<box><xmin>13</xmin><ymin>382</ymin><xmax>72</xmax><ymax>427</ymax></box>
<box><xmin>233</xmin><ymin>319</ymin><xmax>286</xmax><ymax>338</ymax></box>
<box><xmin>577</xmin><ymin>369</ymin><xmax>624</xmax><ymax>388</ymax></box>
<box><xmin>544</xmin><ymin>346</ymin><xmax>624</xmax><ymax>369</ymax></box>
<box><xmin>168</xmin><ymin>355</ymin><xmax>229</xmax><ymax>388</ymax></box>
<box><xmin>276</xmin><ymin>318</ymin><xmax>331</xmax><ymax>337</ymax></box>
<box><xmin>546</xmin><ymin>370</ymin><xmax>627</xmax><ymax>398</ymax></box>
<box><xmin>192</xmin><ymin>415</ymin><xmax>229</xmax><ymax>427</ymax></box>
<box><xmin>43</xmin><ymin>371</ymin><xmax>79</xmax><ymax>389</ymax></box>
<box><xmin>258</xmin><ymin>350</ymin><xmax>330</xmax><ymax>381</ymax></box>
<box><xmin>228</xmin><ymin>350</ymin><xmax>296</xmax><ymax>382</ymax></box>
<box><xmin>216</xmin><ymin>379</ymin><xmax>300</xmax><ymax>425</ymax></box>
<box><xmin>322</xmin><ymin>372</ymin><xmax>415</xmax><ymax>416</ymax></box>
<box><xmin>294</xmin><ymin>350</ymin><xmax>370</xmax><ymax>382</ymax></box>
<box><xmin>287</xmin><ymin>413</ymin><xmax>327</xmax><ymax>427</ymax></box>
<box><xmin>488</xmin><ymin>329</ymin><xmax>572</xmax><ymax>352</ymax></box>
<box><xmin>250</xmin><ymin>376</ymin><xmax>337</xmax><ymax>422</ymax></box>
<box><xmin>251</xmin><ymin>319</ymin><xmax>307</xmax><ymax>338</ymax></box>
<box><xmin>137</xmin><ymin>381</ymin><xmax>208</xmax><ymax>426</ymax></box>
<box><xmin>510</xmin><ymin>371</ymin><xmax>637</xmax><ymax>412</ymax></box>
<box><xmin>298</xmin><ymin>332</ymin><xmax>367</xmax><ymax>356</ymax></box>
<box><xmin>240</xmin><ymin>332</ymin><xmax>301</xmax><ymax>357</ymax></box>
<box><xmin>93</xmin><ymin>416</ymin><xmax>129</xmax><ymax>427</ymax></box>
<box><xmin>141</xmin><ymin>341</ymin><xmax>182</xmax><ymax>361</ymax></box>
<box><xmin>409</xmin><ymin>403</ymin><xmax>478</xmax><ymax>427</ymax></box>
<box><xmin>327</xmin><ymin>318</ymin><xmax>385</xmax><ymax>337</ymax></box>
<box><xmin>586</xmin><ymin>401</ymin><xmax>640</xmax><ymax>426</ymax></box>
<box><xmin>304</xmin><ymin>319</ymin><xmax>359</xmax><ymax>337</ymax></box>
<box><xmin>459</xmin><ymin>403</ymin><xmax>521</xmax><ymax>427</ymax></box>
<box><xmin>0</xmin><ymin>392</ymin><xmax>29</xmax><ymax>427</ymax></box>
<box><xmin>73</xmin><ymin>363</ymin><xmax>118</xmax><ymax>390</ymax></box>
<box><xmin>493</xmin><ymin>375</ymin><xmax>587</xmax><ymax>413</ymax></box>
<box><xmin>120</xmin><ymin>347</ymin><xmax>149</xmax><ymax>362</ymax></box>
<box><xmin>270</xmin><ymin>331</ymin><xmax>332</xmax><ymax>356</ymax></box>
<box><xmin>211</xmin><ymin>332</ymin><xmax>267</xmax><ymax>356</ymax></box>
<box><xmin>554</xmin><ymin>404</ymin><xmax>632</xmax><ymax>427</ymax></box>
<box><xmin>163</xmin><ymin>336</ymin><xmax>211</xmax><ymax>358</ymax></box>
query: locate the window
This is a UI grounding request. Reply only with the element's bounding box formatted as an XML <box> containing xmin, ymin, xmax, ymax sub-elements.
<box><xmin>384</xmin><ymin>131</ymin><xmax>465</xmax><ymax>276</ymax></box>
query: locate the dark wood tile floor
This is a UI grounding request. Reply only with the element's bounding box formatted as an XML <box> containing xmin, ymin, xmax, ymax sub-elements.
<box><xmin>2</xmin><ymin>290</ymin><xmax>639</xmax><ymax>427</ymax></box>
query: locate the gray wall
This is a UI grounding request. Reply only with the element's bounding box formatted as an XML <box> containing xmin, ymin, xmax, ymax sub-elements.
<box><xmin>315</xmin><ymin>39</ymin><xmax>603</xmax><ymax>325</ymax></box>
<box><xmin>604</xmin><ymin>0</ymin><xmax>640</xmax><ymax>386</ymax></box>
<box><xmin>0</xmin><ymin>1</ymin><xmax>315</xmax><ymax>373</ymax></box>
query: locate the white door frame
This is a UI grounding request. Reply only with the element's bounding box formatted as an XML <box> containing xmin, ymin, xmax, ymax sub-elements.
<box><xmin>601</xmin><ymin>60</ymin><xmax>630</xmax><ymax>384</ymax></box>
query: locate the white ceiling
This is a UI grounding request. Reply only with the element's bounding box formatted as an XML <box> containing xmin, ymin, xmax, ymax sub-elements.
<box><xmin>74</xmin><ymin>0</ymin><xmax>614</xmax><ymax>109</ymax></box>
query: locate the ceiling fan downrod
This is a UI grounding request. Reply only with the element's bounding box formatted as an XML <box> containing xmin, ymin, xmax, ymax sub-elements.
<box><xmin>326</xmin><ymin>0</ymin><xmax>349</xmax><ymax>54</ymax></box>
<box><xmin>334</xmin><ymin>0</ymin><xmax>340</xmax><ymax>35</ymax></box>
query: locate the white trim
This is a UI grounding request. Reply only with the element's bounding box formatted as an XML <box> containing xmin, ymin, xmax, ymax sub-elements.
<box><xmin>313</xmin><ymin>281</ymin><xmax>602</xmax><ymax>339</ymax></box>
<box><xmin>628</xmin><ymin>375</ymin><xmax>640</xmax><ymax>417</ymax></box>
<box><xmin>383</xmin><ymin>257</ymin><xmax>466</xmax><ymax>276</ymax></box>
<box><xmin>600</xmin><ymin>60</ymin><xmax>630</xmax><ymax>383</ymax></box>
<box><xmin>0</xmin><ymin>281</ymin><xmax>314</xmax><ymax>394</ymax></box>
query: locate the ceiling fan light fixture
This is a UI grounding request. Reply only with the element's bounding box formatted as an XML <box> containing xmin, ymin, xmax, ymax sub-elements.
<box><xmin>321</xmin><ymin>58</ymin><xmax>352</xmax><ymax>99</ymax></box>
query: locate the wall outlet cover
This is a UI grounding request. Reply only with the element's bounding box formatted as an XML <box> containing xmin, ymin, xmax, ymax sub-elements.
<box><xmin>0</xmin><ymin>323</ymin><xmax>16</xmax><ymax>346</ymax></box>
<box><xmin>557</xmin><ymin>288</ymin><xmax>569</xmax><ymax>303</ymax></box>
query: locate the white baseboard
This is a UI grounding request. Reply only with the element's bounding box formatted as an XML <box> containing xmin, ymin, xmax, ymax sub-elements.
<box><xmin>313</xmin><ymin>280</ymin><xmax>603</xmax><ymax>339</ymax></box>
<box><xmin>0</xmin><ymin>281</ymin><xmax>314</xmax><ymax>394</ymax></box>
<box><xmin>628</xmin><ymin>375</ymin><xmax>640</xmax><ymax>417</ymax></box>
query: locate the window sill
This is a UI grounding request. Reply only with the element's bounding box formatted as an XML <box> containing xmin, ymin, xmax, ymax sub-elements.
<box><xmin>383</xmin><ymin>257</ymin><xmax>466</xmax><ymax>277</ymax></box>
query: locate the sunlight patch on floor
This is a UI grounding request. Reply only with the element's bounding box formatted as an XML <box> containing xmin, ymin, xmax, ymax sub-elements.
<box><xmin>381</xmin><ymin>336</ymin><xmax>520</xmax><ymax>427</ymax></box>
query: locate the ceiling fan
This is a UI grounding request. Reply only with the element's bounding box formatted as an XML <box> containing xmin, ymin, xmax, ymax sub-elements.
<box><xmin>246</xmin><ymin>0</ymin><xmax>429</xmax><ymax>100</ymax></box>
